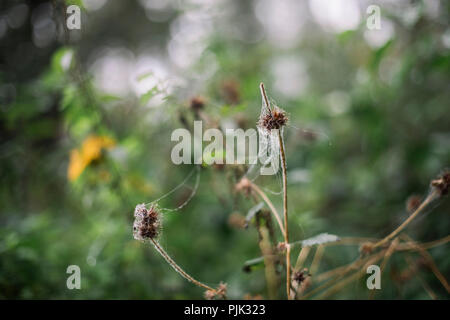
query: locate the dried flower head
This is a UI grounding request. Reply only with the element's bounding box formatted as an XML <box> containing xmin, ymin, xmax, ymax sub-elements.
<box><xmin>406</xmin><ymin>195</ymin><xmax>422</xmax><ymax>213</ymax></box>
<box><xmin>277</xmin><ymin>241</ymin><xmax>287</xmax><ymax>252</ymax></box>
<box><xmin>204</xmin><ymin>282</ymin><xmax>227</xmax><ymax>300</ymax></box>
<box><xmin>221</xmin><ymin>79</ymin><xmax>240</xmax><ymax>105</ymax></box>
<box><xmin>235</xmin><ymin>177</ymin><xmax>252</xmax><ymax>197</ymax></box>
<box><xmin>258</xmin><ymin>107</ymin><xmax>288</xmax><ymax>131</ymax></box>
<box><xmin>133</xmin><ymin>203</ymin><xmax>161</xmax><ymax>241</ymax></box>
<box><xmin>190</xmin><ymin>96</ymin><xmax>205</xmax><ymax>111</ymax></box>
<box><xmin>430</xmin><ymin>171</ymin><xmax>450</xmax><ymax>196</ymax></box>
<box><xmin>359</xmin><ymin>241</ymin><xmax>374</xmax><ymax>255</ymax></box>
<box><xmin>293</xmin><ymin>269</ymin><xmax>310</xmax><ymax>284</ymax></box>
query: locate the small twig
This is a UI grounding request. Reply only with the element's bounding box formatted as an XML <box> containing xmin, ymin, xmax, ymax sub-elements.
<box><xmin>396</xmin><ymin>235</ymin><xmax>450</xmax><ymax>251</ymax></box>
<box><xmin>277</xmin><ymin>129</ymin><xmax>290</xmax><ymax>299</ymax></box>
<box><xmin>310</xmin><ymin>245</ymin><xmax>325</xmax><ymax>275</ymax></box>
<box><xmin>150</xmin><ymin>238</ymin><xmax>215</xmax><ymax>292</ymax></box>
<box><xmin>315</xmin><ymin>250</ymin><xmax>386</xmax><ymax>299</ymax></box>
<box><xmin>256</xmin><ymin>214</ymin><xmax>279</xmax><ymax>299</ymax></box>
<box><xmin>249</xmin><ymin>181</ymin><xmax>286</xmax><ymax>237</ymax></box>
<box><xmin>404</xmin><ymin>254</ymin><xmax>438</xmax><ymax>300</ymax></box>
<box><xmin>373</xmin><ymin>190</ymin><xmax>438</xmax><ymax>249</ymax></box>
<box><xmin>400</xmin><ymin>234</ymin><xmax>450</xmax><ymax>293</ymax></box>
<box><xmin>259</xmin><ymin>83</ymin><xmax>272</xmax><ymax>114</ymax></box>
<box><xmin>370</xmin><ymin>238</ymin><xmax>398</xmax><ymax>299</ymax></box>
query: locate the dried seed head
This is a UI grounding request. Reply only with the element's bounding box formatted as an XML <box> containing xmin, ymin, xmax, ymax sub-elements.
<box><xmin>430</xmin><ymin>171</ymin><xmax>450</xmax><ymax>196</ymax></box>
<box><xmin>133</xmin><ymin>203</ymin><xmax>161</xmax><ymax>241</ymax></box>
<box><xmin>359</xmin><ymin>241</ymin><xmax>374</xmax><ymax>255</ymax></box>
<box><xmin>293</xmin><ymin>269</ymin><xmax>310</xmax><ymax>284</ymax></box>
<box><xmin>277</xmin><ymin>241</ymin><xmax>287</xmax><ymax>252</ymax></box>
<box><xmin>190</xmin><ymin>96</ymin><xmax>205</xmax><ymax>111</ymax></box>
<box><xmin>204</xmin><ymin>282</ymin><xmax>227</xmax><ymax>300</ymax></box>
<box><xmin>258</xmin><ymin>107</ymin><xmax>288</xmax><ymax>131</ymax></box>
<box><xmin>221</xmin><ymin>80</ymin><xmax>240</xmax><ymax>105</ymax></box>
<box><xmin>235</xmin><ymin>177</ymin><xmax>252</xmax><ymax>196</ymax></box>
<box><xmin>204</xmin><ymin>289</ymin><xmax>216</xmax><ymax>300</ymax></box>
<box><xmin>406</xmin><ymin>195</ymin><xmax>422</xmax><ymax>213</ymax></box>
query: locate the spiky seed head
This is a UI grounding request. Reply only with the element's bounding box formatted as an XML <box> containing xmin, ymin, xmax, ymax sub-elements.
<box><xmin>190</xmin><ymin>96</ymin><xmax>205</xmax><ymax>111</ymax></box>
<box><xmin>406</xmin><ymin>195</ymin><xmax>422</xmax><ymax>213</ymax></box>
<box><xmin>235</xmin><ymin>177</ymin><xmax>252</xmax><ymax>197</ymax></box>
<box><xmin>293</xmin><ymin>269</ymin><xmax>310</xmax><ymax>284</ymax></box>
<box><xmin>221</xmin><ymin>79</ymin><xmax>240</xmax><ymax>105</ymax></box>
<box><xmin>359</xmin><ymin>241</ymin><xmax>374</xmax><ymax>255</ymax></box>
<box><xmin>133</xmin><ymin>203</ymin><xmax>161</xmax><ymax>241</ymax></box>
<box><xmin>258</xmin><ymin>107</ymin><xmax>288</xmax><ymax>131</ymax></box>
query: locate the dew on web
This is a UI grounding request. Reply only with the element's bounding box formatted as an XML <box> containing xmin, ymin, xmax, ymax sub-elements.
<box><xmin>145</xmin><ymin>165</ymin><xmax>201</xmax><ymax>213</ymax></box>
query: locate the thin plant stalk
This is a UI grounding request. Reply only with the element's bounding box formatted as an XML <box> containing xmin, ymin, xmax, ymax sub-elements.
<box><xmin>149</xmin><ymin>238</ymin><xmax>215</xmax><ymax>292</ymax></box>
<box><xmin>277</xmin><ymin>129</ymin><xmax>291</xmax><ymax>299</ymax></box>
<box><xmin>373</xmin><ymin>190</ymin><xmax>438</xmax><ymax>249</ymax></box>
<box><xmin>249</xmin><ymin>181</ymin><xmax>286</xmax><ymax>237</ymax></box>
<box><xmin>401</xmin><ymin>234</ymin><xmax>450</xmax><ymax>293</ymax></box>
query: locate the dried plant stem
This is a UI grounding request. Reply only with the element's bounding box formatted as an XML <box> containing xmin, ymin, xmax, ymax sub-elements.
<box><xmin>294</xmin><ymin>246</ymin><xmax>311</xmax><ymax>271</ymax></box>
<box><xmin>373</xmin><ymin>190</ymin><xmax>438</xmax><ymax>249</ymax></box>
<box><xmin>315</xmin><ymin>250</ymin><xmax>386</xmax><ymax>299</ymax></box>
<box><xmin>310</xmin><ymin>245</ymin><xmax>325</xmax><ymax>275</ymax></box>
<box><xmin>327</xmin><ymin>237</ymin><xmax>379</xmax><ymax>246</ymax></box>
<box><xmin>249</xmin><ymin>181</ymin><xmax>286</xmax><ymax>237</ymax></box>
<box><xmin>301</xmin><ymin>250</ymin><xmax>383</xmax><ymax>299</ymax></box>
<box><xmin>400</xmin><ymin>234</ymin><xmax>450</xmax><ymax>293</ymax></box>
<box><xmin>397</xmin><ymin>235</ymin><xmax>450</xmax><ymax>251</ymax></box>
<box><xmin>149</xmin><ymin>238</ymin><xmax>215</xmax><ymax>292</ymax></box>
<box><xmin>260</xmin><ymin>83</ymin><xmax>271</xmax><ymax>114</ymax></box>
<box><xmin>291</xmin><ymin>246</ymin><xmax>311</xmax><ymax>299</ymax></box>
<box><xmin>370</xmin><ymin>238</ymin><xmax>398</xmax><ymax>299</ymax></box>
<box><xmin>256</xmin><ymin>220</ymin><xmax>279</xmax><ymax>299</ymax></box>
<box><xmin>404</xmin><ymin>254</ymin><xmax>438</xmax><ymax>300</ymax></box>
<box><xmin>277</xmin><ymin>129</ymin><xmax>291</xmax><ymax>299</ymax></box>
